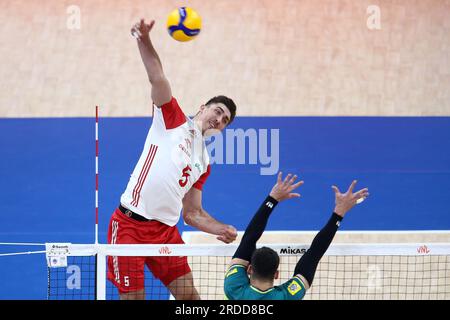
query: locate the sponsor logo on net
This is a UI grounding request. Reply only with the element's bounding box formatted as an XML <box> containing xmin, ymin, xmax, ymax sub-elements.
<box><xmin>159</xmin><ymin>246</ymin><xmax>172</xmax><ymax>255</ymax></box>
<box><xmin>417</xmin><ymin>245</ymin><xmax>430</xmax><ymax>254</ymax></box>
<box><xmin>279</xmin><ymin>246</ymin><xmax>307</xmax><ymax>255</ymax></box>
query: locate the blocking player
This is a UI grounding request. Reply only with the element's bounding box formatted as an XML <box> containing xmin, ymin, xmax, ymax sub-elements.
<box><xmin>107</xmin><ymin>19</ymin><xmax>238</xmax><ymax>300</ymax></box>
<box><xmin>224</xmin><ymin>173</ymin><xmax>369</xmax><ymax>300</ymax></box>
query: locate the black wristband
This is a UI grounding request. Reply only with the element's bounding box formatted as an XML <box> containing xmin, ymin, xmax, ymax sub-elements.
<box><xmin>265</xmin><ymin>195</ymin><xmax>279</xmax><ymax>208</ymax></box>
<box><xmin>331</xmin><ymin>212</ymin><xmax>344</xmax><ymax>227</ymax></box>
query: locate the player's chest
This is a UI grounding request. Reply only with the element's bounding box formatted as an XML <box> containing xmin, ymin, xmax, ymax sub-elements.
<box><xmin>164</xmin><ymin>126</ymin><xmax>208</xmax><ymax>179</ymax></box>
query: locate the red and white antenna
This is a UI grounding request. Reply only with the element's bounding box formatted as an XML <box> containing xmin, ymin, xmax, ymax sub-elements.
<box><xmin>95</xmin><ymin>105</ymin><xmax>99</xmax><ymax>244</ymax></box>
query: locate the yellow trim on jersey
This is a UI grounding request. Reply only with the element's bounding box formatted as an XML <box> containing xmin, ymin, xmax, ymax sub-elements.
<box><xmin>250</xmin><ymin>285</ymin><xmax>275</xmax><ymax>294</ymax></box>
<box><xmin>226</xmin><ymin>264</ymin><xmax>246</xmax><ymax>277</ymax></box>
<box><xmin>226</xmin><ymin>267</ymin><xmax>239</xmax><ymax>278</ymax></box>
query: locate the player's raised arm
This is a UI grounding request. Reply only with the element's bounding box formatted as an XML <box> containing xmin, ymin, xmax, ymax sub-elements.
<box><xmin>229</xmin><ymin>173</ymin><xmax>304</xmax><ymax>268</ymax></box>
<box><xmin>293</xmin><ymin>180</ymin><xmax>369</xmax><ymax>289</ymax></box>
<box><xmin>131</xmin><ymin>19</ymin><xmax>172</xmax><ymax>107</ymax></box>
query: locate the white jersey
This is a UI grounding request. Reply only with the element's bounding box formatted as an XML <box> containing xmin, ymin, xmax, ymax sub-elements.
<box><xmin>120</xmin><ymin>97</ymin><xmax>211</xmax><ymax>226</ymax></box>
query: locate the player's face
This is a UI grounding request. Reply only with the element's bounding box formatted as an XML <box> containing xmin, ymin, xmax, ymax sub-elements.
<box><xmin>198</xmin><ymin>103</ymin><xmax>231</xmax><ymax>136</ymax></box>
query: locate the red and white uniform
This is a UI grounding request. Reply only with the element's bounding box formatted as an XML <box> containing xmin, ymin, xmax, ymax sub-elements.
<box><xmin>107</xmin><ymin>97</ymin><xmax>211</xmax><ymax>292</ymax></box>
<box><xmin>120</xmin><ymin>97</ymin><xmax>211</xmax><ymax>226</ymax></box>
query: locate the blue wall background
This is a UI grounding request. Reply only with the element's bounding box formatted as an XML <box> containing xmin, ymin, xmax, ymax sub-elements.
<box><xmin>1</xmin><ymin>117</ymin><xmax>449</xmax><ymax>299</ymax></box>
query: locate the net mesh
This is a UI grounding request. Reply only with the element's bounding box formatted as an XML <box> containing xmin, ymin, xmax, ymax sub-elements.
<box><xmin>303</xmin><ymin>255</ymin><xmax>450</xmax><ymax>299</ymax></box>
<box><xmin>47</xmin><ymin>256</ymin><xmax>96</xmax><ymax>300</ymax></box>
<box><xmin>46</xmin><ymin>243</ymin><xmax>450</xmax><ymax>300</ymax></box>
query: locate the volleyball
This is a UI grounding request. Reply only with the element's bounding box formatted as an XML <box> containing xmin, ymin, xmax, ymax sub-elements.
<box><xmin>166</xmin><ymin>7</ymin><xmax>202</xmax><ymax>42</ymax></box>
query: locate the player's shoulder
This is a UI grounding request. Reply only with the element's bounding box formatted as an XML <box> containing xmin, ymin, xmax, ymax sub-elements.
<box><xmin>224</xmin><ymin>264</ymin><xmax>250</xmax><ymax>300</ymax></box>
<box><xmin>224</xmin><ymin>264</ymin><xmax>249</xmax><ymax>289</ymax></box>
<box><xmin>276</xmin><ymin>276</ymin><xmax>307</xmax><ymax>300</ymax></box>
<box><xmin>153</xmin><ymin>96</ymin><xmax>188</xmax><ymax>130</ymax></box>
<box><xmin>225</xmin><ymin>264</ymin><xmax>247</xmax><ymax>277</ymax></box>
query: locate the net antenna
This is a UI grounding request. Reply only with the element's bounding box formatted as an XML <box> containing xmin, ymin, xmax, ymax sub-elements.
<box><xmin>95</xmin><ymin>106</ymin><xmax>99</xmax><ymax>244</ymax></box>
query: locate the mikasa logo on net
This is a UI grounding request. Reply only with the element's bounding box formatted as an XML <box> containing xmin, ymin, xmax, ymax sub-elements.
<box><xmin>279</xmin><ymin>247</ymin><xmax>307</xmax><ymax>255</ymax></box>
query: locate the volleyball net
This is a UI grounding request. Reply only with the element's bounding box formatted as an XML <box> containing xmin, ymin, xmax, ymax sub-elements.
<box><xmin>45</xmin><ymin>242</ymin><xmax>450</xmax><ymax>300</ymax></box>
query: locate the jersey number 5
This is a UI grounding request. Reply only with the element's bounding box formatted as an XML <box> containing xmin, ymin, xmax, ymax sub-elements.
<box><xmin>179</xmin><ymin>165</ymin><xmax>191</xmax><ymax>187</ymax></box>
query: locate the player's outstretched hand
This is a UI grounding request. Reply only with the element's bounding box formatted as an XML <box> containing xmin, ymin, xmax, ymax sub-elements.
<box><xmin>217</xmin><ymin>225</ymin><xmax>238</xmax><ymax>244</ymax></box>
<box><xmin>269</xmin><ymin>172</ymin><xmax>304</xmax><ymax>202</ymax></box>
<box><xmin>131</xmin><ymin>19</ymin><xmax>155</xmax><ymax>41</ymax></box>
<box><xmin>332</xmin><ymin>180</ymin><xmax>369</xmax><ymax>217</ymax></box>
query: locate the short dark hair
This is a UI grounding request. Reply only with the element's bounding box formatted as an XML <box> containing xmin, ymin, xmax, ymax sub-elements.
<box><xmin>205</xmin><ymin>95</ymin><xmax>237</xmax><ymax>125</ymax></box>
<box><xmin>250</xmin><ymin>247</ymin><xmax>280</xmax><ymax>281</ymax></box>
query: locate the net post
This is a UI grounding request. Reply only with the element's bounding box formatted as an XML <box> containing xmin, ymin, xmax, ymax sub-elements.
<box><xmin>96</xmin><ymin>250</ymin><xmax>106</xmax><ymax>300</ymax></box>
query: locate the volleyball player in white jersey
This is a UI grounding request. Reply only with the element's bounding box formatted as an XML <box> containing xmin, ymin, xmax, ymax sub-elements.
<box><xmin>107</xmin><ymin>19</ymin><xmax>238</xmax><ymax>300</ymax></box>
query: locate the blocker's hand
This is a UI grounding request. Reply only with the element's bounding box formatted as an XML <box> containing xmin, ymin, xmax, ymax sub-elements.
<box><xmin>131</xmin><ymin>19</ymin><xmax>155</xmax><ymax>41</ymax></box>
<box><xmin>332</xmin><ymin>180</ymin><xmax>369</xmax><ymax>217</ymax></box>
<box><xmin>269</xmin><ymin>172</ymin><xmax>304</xmax><ymax>202</ymax></box>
